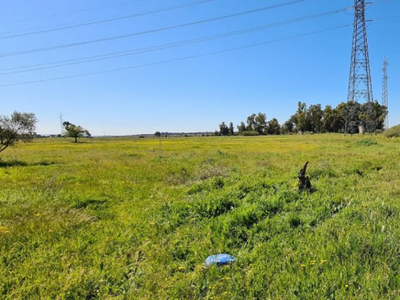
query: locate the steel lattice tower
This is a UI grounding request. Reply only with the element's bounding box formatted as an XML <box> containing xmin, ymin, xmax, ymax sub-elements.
<box><xmin>346</xmin><ymin>0</ymin><xmax>374</xmax><ymax>134</ymax></box>
<box><xmin>60</xmin><ymin>113</ymin><xmax>65</xmax><ymax>135</ymax></box>
<box><xmin>382</xmin><ymin>56</ymin><xmax>388</xmax><ymax>129</ymax></box>
<box><xmin>347</xmin><ymin>0</ymin><xmax>373</xmax><ymax>103</ymax></box>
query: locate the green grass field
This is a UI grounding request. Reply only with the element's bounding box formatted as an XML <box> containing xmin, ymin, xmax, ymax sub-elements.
<box><xmin>1</xmin><ymin>134</ymin><xmax>400</xmax><ymax>299</ymax></box>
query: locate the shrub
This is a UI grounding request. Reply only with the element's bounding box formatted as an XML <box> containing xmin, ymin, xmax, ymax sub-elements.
<box><xmin>384</xmin><ymin>125</ymin><xmax>400</xmax><ymax>138</ymax></box>
<box><xmin>356</xmin><ymin>139</ymin><xmax>378</xmax><ymax>146</ymax></box>
<box><xmin>241</xmin><ymin>131</ymin><xmax>259</xmax><ymax>136</ymax></box>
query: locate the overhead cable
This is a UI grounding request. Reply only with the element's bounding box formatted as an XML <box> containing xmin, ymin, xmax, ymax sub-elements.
<box><xmin>0</xmin><ymin>0</ymin><xmax>214</xmax><ymax>39</ymax></box>
<box><xmin>0</xmin><ymin>6</ymin><xmax>353</xmax><ymax>76</ymax></box>
<box><xmin>0</xmin><ymin>24</ymin><xmax>351</xmax><ymax>88</ymax></box>
<box><xmin>0</xmin><ymin>0</ymin><xmax>306</xmax><ymax>58</ymax></box>
<box><xmin>0</xmin><ymin>0</ymin><xmax>142</xmax><ymax>25</ymax></box>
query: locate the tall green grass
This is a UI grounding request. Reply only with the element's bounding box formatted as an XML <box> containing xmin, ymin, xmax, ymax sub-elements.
<box><xmin>1</xmin><ymin>135</ymin><xmax>400</xmax><ymax>298</ymax></box>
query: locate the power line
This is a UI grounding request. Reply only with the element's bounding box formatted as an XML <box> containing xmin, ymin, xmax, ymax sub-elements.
<box><xmin>0</xmin><ymin>0</ymin><xmax>214</xmax><ymax>39</ymax></box>
<box><xmin>0</xmin><ymin>24</ymin><xmax>351</xmax><ymax>88</ymax></box>
<box><xmin>0</xmin><ymin>6</ymin><xmax>353</xmax><ymax>76</ymax></box>
<box><xmin>0</xmin><ymin>0</ymin><xmax>143</xmax><ymax>25</ymax></box>
<box><xmin>0</xmin><ymin>0</ymin><xmax>306</xmax><ymax>58</ymax></box>
<box><xmin>373</xmin><ymin>14</ymin><xmax>400</xmax><ymax>21</ymax></box>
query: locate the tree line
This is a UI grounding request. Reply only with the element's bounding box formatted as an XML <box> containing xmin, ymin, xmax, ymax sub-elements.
<box><xmin>218</xmin><ymin>101</ymin><xmax>387</xmax><ymax>136</ymax></box>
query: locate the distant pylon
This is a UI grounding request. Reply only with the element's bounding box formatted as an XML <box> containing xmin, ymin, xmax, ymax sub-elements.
<box><xmin>382</xmin><ymin>56</ymin><xmax>388</xmax><ymax>129</ymax></box>
<box><xmin>346</xmin><ymin>0</ymin><xmax>374</xmax><ymax>134</ymax></box>
<box><xmin>60</xmin><ymin>113</ymin><xmax>65</xmax><ymax>135</ymax></box>
<box><xmin>347</xmin><ymin>0</ymin><xmax>373</xmax><ymax>103</ymax></box>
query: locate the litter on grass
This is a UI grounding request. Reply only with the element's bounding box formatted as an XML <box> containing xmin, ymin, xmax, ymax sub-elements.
<box><xmin>205</xmin><ymin>254</ymin><xmax>236</xmax><ymax>267</ymax></box>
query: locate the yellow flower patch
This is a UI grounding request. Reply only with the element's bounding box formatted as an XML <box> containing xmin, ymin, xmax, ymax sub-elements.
<box><xmin>0</xmin><ymin>225</ymin><xmax>10</xmax><ymax>234</ymax></box>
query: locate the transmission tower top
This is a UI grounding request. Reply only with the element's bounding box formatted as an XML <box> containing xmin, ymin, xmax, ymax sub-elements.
<box><xmin>382</xmin><ymin>56</ymin><xmax>388</xmax><ymax>129</ymax></box>
<box><xmin>347</xmin><ymin>0</ymin><xmax>374</xmax><ymax>103</ymax></box>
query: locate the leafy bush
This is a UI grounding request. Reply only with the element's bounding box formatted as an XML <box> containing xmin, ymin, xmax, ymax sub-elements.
<box><xmin>384</xmin><ymin>125</ymin><xmax>400</xmax><ymax>138</ymax></box>
<box><xmin>241</xmin><ymin>131</ymin><xmax>259</xmax><ymax>136</ymax></box>
<box><xmin>356</xmin><ymin>139</ymin><xmax>378</xmax><ymax>146</ymax></box>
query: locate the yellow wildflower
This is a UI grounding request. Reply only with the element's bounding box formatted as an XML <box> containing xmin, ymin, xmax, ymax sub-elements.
<box><xmin>0</xmin><ymin>226</ymin><xmax>10</xmax><ymax>234</ymax></box>
<box><xmin>178</xmin><ymin>266</ymin><xmax>185</xmax><ymax>271</ymax></box>
<box><xmin>320</xmin><ymin>259</ymin><xmax>327</xmax><ymax>265</ymax></box>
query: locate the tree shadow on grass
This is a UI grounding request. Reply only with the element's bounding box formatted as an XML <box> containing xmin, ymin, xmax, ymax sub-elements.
<box><xmin>0</xmin><ymin>160</ymin><xmax>56</xmax><ymax>168</ymax></box>
<box><xmin>72</xmin><ymin>198</ymin><xmax>108</xmax><ymax>209</ymax></box>
<box><xmin>66</xmin><ymin>141</ymin><xmax>92</xmax><ymax>144</ymax></box>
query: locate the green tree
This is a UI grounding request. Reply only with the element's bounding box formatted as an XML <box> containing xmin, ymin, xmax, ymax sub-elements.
<box><xmin>219</xmin><ymin>122</ymin><xmax>229</xmax><ymax>136</ymax></box>
<box><xmin>282</xmin><ymin>119</ymin><xmax>295</xmax><ymax>134</ymax></box>
<box><xmin>372</xmin><ymin>102</ymin><xmax>388</xmax><ymax>130</ymax></box>
<box><xmin>360</xmin><ymin>101</ymin><xmax>387</xmax><ymax>132</ymax></box>
<box><xmin>267</xmin><ymin>118</ymin><xmax>280</xmax><ymax>135</ymax></box>
<box><xmin>308</xmin><ymin>104</ymin><xmax>323</xmax><ymax>133</ymax></box>
<box><xmin>323</xmin><ymin>105</ymin><xmax>343</xmax><ymax>133</ymax></box>
<box><xmin>291</xmin><ymin>102</ymin><xmax>309</xmax><ymax>133</ymax></box>
<box><xmin>332</xmin><ymin>102</ymin><xmax>348</xmax><ymax>133</ymax></box>
<box><xmin>322</xmin><ymin>105</ymin><xmax>334</xmax><ymax>132</ymax></box>
<box><xmin>228</xmin><ymin>122</ymin><xmax>234</xmax><ymax>136</ymax></box>
<box><xmin>63</xmin><ymin>122</ymin><xmax>91</xmax><ymax>143</ymax></box>
<box><xmin>155</xmin><ymin>131</ymin><xmax>161</xmax><ymax>137</ymax></box>
<box><xmin>246</xmin><ymin>114</ymin><xmax>257</xmax><ymax>131</ymax></box>
<box><xmin>338</xmin><ymin>101</ymin><xmax>361</xmax><ymax>134</ymax></box>
<box><xmin>0</xmin><ymin>111</ymin><xmax>37</xmax><ymax>153</ymax></box>
<box><xmin>255</xmin><ymin>113</ymin><xmax>267</xmax><ymax>135</ymax></box>
<box><xmin>237</xmin><ymin>122</ymin><xmax>246</xmax><ymax>134</ymax></box>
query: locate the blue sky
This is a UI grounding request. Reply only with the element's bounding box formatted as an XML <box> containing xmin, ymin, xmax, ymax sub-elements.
<box><xmin>0</xmin><ymin>0</ymin><xmax>398</xmax><ymax>135</ymax></box>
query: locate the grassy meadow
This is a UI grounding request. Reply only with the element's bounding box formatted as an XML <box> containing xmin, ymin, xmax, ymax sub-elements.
<box><xmin>1</xmin><ymin>134</ymin><xmax>400</xmax><ymax>299</ymax></box>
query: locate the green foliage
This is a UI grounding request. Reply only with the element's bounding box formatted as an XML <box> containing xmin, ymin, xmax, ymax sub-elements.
<box><xmin>228</xmin><ymin>122</ymin><xmax>234</xmax><ymax>135</ymax></box>
<box><xmin>241</xmin><ymin>130</ymin><xmax>259</xmax><ymax>136</ymax></box>
<box><xmin>63</xmin><ymin>121</ymin><xmax>91</xmax><ymax>143</ymax></box>
<box><xmin>225</xmin><ymin>101</ymin><xmax>387</xmax><ymax>137</ymax></box>
<box><xmin>237</xmin><ymin>122</ymin><xmax>246</xmax><ymax>134</ymax></box>
<box><xmin>267</xmin><ymin>118</ymin><xmax>280</xmax><ymax>135</ymax></box>
<box><xmin>219</xmin><ymin>122</ymin><xmax>229</xmax><ymax>136</ymax></box>
<box><xmin>384</xmin><ymin>125</ymin><xmax>400</xmax><ymax>138</ymax></box>
<box><xmin>356</xmin><ymin>139</ymin><xmax>379</xmax><ymax>146</ymax></box>
<box><xmin>254</xmin><ymin>113</ymin><xmax>267</xmax><ymax>134</ymax></box>
<box><xmin>1</xmin><ymin>135</ymin><xmax>400</xmax><ymax>299</ymax></box>
<box><xmin>218</xmin><ymin>122</ymin><xmax>235</xmax><ymax>136</ymax></box>
<box><xmin>0</xmin><ymin>111</ymin><xmax>37</xmax><ymax>153</ymax></box>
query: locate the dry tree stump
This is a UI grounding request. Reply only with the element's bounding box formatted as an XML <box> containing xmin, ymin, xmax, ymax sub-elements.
<box><xmin>298</xmin><ymin>161</ymin><xmax>311</xmax><ymax>193</ymax></box>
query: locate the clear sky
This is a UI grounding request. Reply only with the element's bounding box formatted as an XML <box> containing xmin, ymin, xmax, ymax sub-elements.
<box><xmin>0</xmin><ymin>0</ymin><xmax>398</xmax><ymax>135</ymax></box>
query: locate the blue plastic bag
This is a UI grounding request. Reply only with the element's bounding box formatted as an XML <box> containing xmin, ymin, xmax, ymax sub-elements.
<box><xmin>205</xmin><ymin>254</ymin><xmax>236</xmax><ymax>267</ymax></box>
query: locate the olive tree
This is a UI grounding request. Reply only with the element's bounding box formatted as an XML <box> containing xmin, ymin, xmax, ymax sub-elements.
<box><xmin>0</xmin><ymin>111</ymin><xmax>37</xmax><ymax>153</ymax></box>
<box><xmin>63</xmin><ymin>121</ymin><xmax>91</xmax><ymax>143</ymax></box>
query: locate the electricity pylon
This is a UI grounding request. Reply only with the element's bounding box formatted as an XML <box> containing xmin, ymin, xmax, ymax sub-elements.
<box><xmin>382</xmin><ymin>56</ymin><xmax>388</xmax><ymax>130</ymax></box>
<box><xmin>346</xmin><ymin>0</ymin><xmax>374</xmax><ymax>133</ymax></box>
